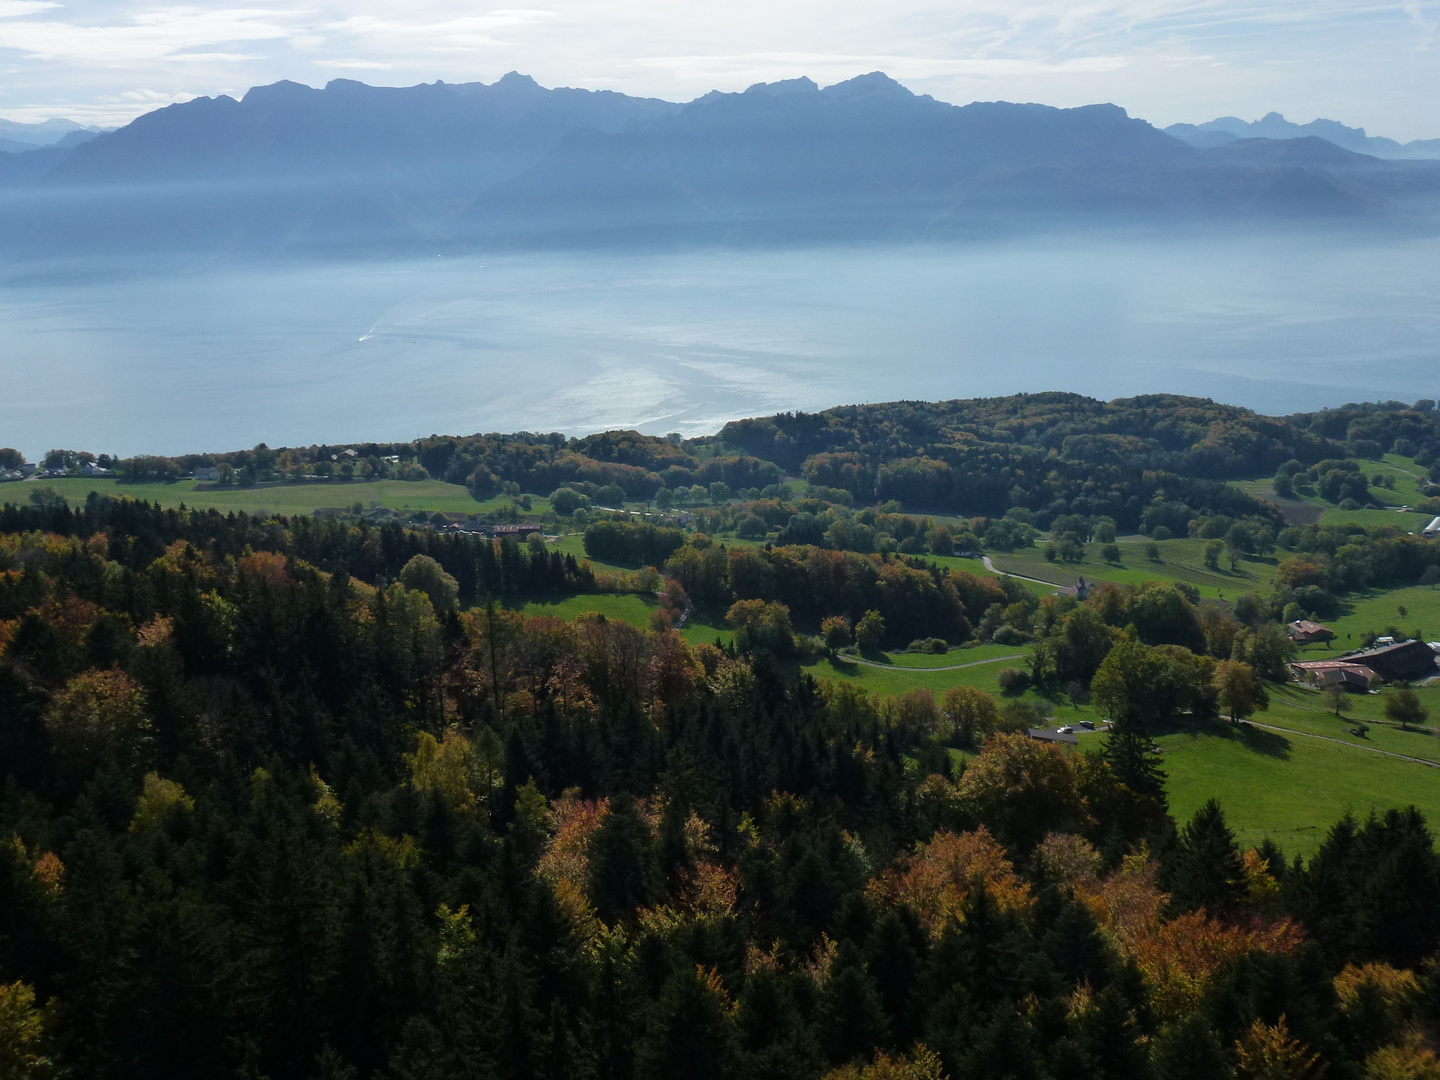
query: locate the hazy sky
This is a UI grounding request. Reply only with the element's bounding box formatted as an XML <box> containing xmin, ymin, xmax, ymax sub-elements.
<box><xmin>0</xmin><ymin>0</ymin><xmax>1436</xmax><ymax>139</ymax></box>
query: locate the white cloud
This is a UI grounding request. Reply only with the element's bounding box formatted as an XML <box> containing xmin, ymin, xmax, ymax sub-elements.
<box><xmin>0</xmin><ymin>6</ymin><xmax>292</xmax><ymax>64</ymax></box>
<box><xmin>316</xmin><ymin>57</ymin><xmax>394</xmax><ymax>69</ymax></box>
<box><xmin>0</xmin><ymin>1</ymin><xmax>59</xmax><ymax>16</ymax></box>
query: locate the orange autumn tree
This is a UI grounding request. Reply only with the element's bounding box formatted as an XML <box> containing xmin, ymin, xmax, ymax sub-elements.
<box><xmin>867</xmin><ymin>826</ymin><xmax>1031</xmax><ymax>935</ymax></box>
<box><xmin>1038</xmin><ymin>834</ymin><xmax>1303</xmax><ymax>1021</ymax></box>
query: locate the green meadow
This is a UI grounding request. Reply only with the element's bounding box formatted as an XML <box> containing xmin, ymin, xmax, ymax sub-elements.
<box><xmin>1234</xmin><ymin>451</ymin><xmax>1437</xmax><ymax>530</ymax></box>
<box><xmin>18</xmin><ymin>476</ymin><xmax>529</xmax><ymax>516</ymax></box>
<box><xmin>794</xmin><ymin>637</ymin><xmax>1440</xmax><ymax>859</ymax></box>
<box><xmin>1307</xmin><ymin>583</ymin><xmax>1440</xmax><ymax>645</ymax></box>
<box><xmin>515</xmin><ymin>592</ymin><xmax>657</xmax><ymax>625</ymax></box>
<box><xmin>988</xmin><ymin>536</ymin><xmax>1280</xmax><ymax>600</ymax></box>
<box><xmin>1155</xmin><ymin>717</ymin><xmax>1440</xmax><ymax>856</ymax></box>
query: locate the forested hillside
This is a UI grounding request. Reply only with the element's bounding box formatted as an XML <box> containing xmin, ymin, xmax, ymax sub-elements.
<box><xmin>49</xmin><ymin>394</ymin><xmax>1440</xmax><ymax>532</ymax></box>
<box><xmin>2</xmin><ymin>482</ymin><xmax>1440</xmax><ymax>1080</ymax></box>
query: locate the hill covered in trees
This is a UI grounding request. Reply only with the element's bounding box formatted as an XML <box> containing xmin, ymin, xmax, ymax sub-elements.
<box><xmin>42</xmin><ymin>392</ymin><xmax>1440</xmax><ymax>529</ymax></box>
<box><xmin>3</xmin><ymin>440</ymin><xmax>1440</xmax><ymax>1078</ymax></box>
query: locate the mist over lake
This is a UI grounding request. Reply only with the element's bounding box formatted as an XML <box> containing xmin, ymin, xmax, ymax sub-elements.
<box><xmin>3</xmin><ymin>230</ymin><xmax>1439</xmax><ymax>458</ymax></box>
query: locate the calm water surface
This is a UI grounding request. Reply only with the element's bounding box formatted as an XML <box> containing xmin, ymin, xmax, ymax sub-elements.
<box><xmin>2</xmin><ymin>233</ymin><xmax>1439</xmax><ymax>457</ymax></box>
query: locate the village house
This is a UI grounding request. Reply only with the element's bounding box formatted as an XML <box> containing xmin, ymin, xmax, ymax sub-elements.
<box><xmin>1290</xmin><ymin>661</ymin><xmax>1378</xmax><ymax>692</ymax></box>
<box><xmin>1286</xmin><ymin>619</ymin><xmax>1335</xmax><ymax>645</ymax></box>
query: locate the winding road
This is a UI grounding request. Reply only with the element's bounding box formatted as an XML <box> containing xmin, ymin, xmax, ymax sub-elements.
<box><xmin>843</xmin><ymin>653</ymin><xmax>1024</xmax><ymax>673</ymax></box>
<box><xmin>980</xmin><ymin>555</ymin><xmax>1063</xmax><ymax>588</ymax></box>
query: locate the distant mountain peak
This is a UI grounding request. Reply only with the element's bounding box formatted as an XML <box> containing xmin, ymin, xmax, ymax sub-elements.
<box><xmin>743</xmin><ymin>76</ymin><xmax>820</xmax><ymax>97</ymax></box>
<box><xmin>242</xmin><ymin>80</ymin><xmax>319</xmax><ymax>107</ymax></box>
<box><xmin>1166</xmin><ymin>111</ymin><xmax>1439</xmax><ymax>159</ymax></box>
<box><xmin>494</xmin><ymin>71</ymin><xmax>543</xmax><ymax>91</ymax></box>
<box><xmin>822</xmin><ymin>71</ymin><xmax>918</xmax><ymax>101</ymax></box>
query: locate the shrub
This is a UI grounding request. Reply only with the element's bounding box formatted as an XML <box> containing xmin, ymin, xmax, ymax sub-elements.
<box><xmin>908</xmin><ymin>638</ymin><xmax>948</xmax><ymax>654</ymax></box>
<box><xmin>996</xmin><ymin>667</ymin><xmax>1029</xmax><ymax>695</ymax></box>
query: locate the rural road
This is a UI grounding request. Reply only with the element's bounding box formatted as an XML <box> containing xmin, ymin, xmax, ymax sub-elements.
<box><xmin>1246</xmin><ymin>721</ymin><xmax>1440</xmax><ymax>770</ymax></box>
<box><xmin>844</xmin><ymin>653</ymin><xmax>1024</xmax><ymax>673</ymax></box>
<box><xmin>980</xmin><ymin>555</ymin><xmax>1061</xmax><ymax>588</ymax></box>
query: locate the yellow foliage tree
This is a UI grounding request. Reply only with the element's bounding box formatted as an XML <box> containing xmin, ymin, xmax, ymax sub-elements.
<box><xmin>129</xmin><ymin>772</ymin><xmax>195</xmax><ymax>835</ymax></box>
<box><xmin>1235</xmin><ymin>1016</ymin><xmax>1323</xmax><ymax>1080</ymax></box>
<box><xmin>1364</xmin><ymin>1037</ymin><xmax>1440</xmax><ymax>1080</ymax></box>
<box><xmin>43</xmin><ymin>667</ymin><xmax>150</xmax><ymax>775</ymax></box>
<box><xmin>0</xmin><ymin>980</ymin><xmax>58</xmax><ymax>1079</ymax></box>
<box><xmin>404</xmin><ymin>730</ymin><xmax>476</xmax><ymax>813</ymax></box>
<box><xmin>823</xmin><ymin>1044</ymin><xmax>948</xmax><ymax>1080</ymax></box>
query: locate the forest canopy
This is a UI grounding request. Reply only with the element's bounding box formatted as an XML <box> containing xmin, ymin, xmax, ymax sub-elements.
<box><xmin>2</xmin><ymin>479</ymin><xmax>1440</xmax><ymax>1080</ymax></box>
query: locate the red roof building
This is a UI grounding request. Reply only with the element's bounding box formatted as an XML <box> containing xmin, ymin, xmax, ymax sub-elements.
<box><xmin>1287</xmin><ymin>619</ymin><xmax>1335</xmax><ymax>644</ymax></box>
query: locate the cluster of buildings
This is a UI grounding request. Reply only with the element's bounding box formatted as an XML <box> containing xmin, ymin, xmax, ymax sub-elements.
<box><xmin>1289</xmin><ymin>626</ymin><xmax>1440</xmax><ymax>692</ymax></box>
<box><xmin>0</xmin><ymin>461</ymin><xmax>109</xmax><ymax>481</ymax></box>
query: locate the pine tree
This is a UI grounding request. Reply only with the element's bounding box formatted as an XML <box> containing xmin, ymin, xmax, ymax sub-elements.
<box><xmin>1167</xmin><ymin>799</ymin><xmax>1246</xmax><ymax>917</ymax></box>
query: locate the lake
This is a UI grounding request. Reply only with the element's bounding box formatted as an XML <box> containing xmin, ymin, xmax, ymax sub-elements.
<box><xmin>2</xmin><ymin>230</ymin><xmax>1439</xmax><ymax>458</ymax></box>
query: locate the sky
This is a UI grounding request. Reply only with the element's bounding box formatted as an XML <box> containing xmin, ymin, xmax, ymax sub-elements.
<box><xmin>0</xmin><ymin>0</ymin><xmax>1437</xmax><ymax>141</ymax></box>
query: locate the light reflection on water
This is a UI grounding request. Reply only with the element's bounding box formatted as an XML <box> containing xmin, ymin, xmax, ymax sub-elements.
<box><xmin>2</xmin><ymin>233</ymin><xmax>1438</xmax><ymax>458</ymax></box>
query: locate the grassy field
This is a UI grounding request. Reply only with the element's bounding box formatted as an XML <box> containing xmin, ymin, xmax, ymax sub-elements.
<box><xmin>547</xmin><ymin>533</ymin><xmax>655</xmax><ymax>578</ymax></box>
<box><xmin>989</xmin><ymin>536</ymin><xmax>1280</xmax><ymax>600</ymax></box>
<box><xmin>1300</xmin><ymin>583</ymin><xmax>1440</xmax><ymax>646</ymax></box>
<box><xmin>14</xmin><ymin>476</ymin><xmax>550</xmax><ymax>517</ymax></box>
<box><xmin>1156</xmin><ymin>718</ymin><xmax>1440</xmax><ymax>855</ymax></box>
<box><xmin>795</xmin><ymin>636</ymin><xmax>1440</xmax><ymax>858</ymax></box>
<box><xmin>500</xmin><ymin>578</ymin><xmax>1440</xmax><ymax>858</ymax></box>
<box><xmin>514</xmin><ymin>589</ymin><xmax>736</xmax><ymax>649</ymax></box>
<box><xmin>1235</xmin><ymin>452</ymin><xmax>1437</xmax><ymax>530</ymax></box>
<box><xmin>1258</xmin><ymin>683</ymin><xmax>1440</xmax><ymax>765</ymax></box>
<box><xmin>515</xmin><ymin>592</ymin><xmax>658</xmax><ymax>625</ymax></box>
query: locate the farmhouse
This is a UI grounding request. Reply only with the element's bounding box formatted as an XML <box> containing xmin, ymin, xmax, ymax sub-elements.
<box><xmin>1295</xmin><ymin>638</ymin><xmax>1440</xmax><ymax>685</ymax></box>
<box><xmin>485</xmin><ymin>523</ymin><xmax>544</xmax><ymax>540</ymax></box>
<box><xmin>1286</xmin><ymin>619</ymin><xmax>1335</xmax><ymax>645</ymax></box>
<box><xmin>1291</xmin><ymin>659</ymin><xmax>1378</xmax><ymax>690</ymax></box>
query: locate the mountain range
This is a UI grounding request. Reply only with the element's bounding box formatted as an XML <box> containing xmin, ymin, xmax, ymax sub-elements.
<box><xmin>2</xmin><ymin>73</ymin><xmax>1438</xmax><ymax>256</ymax></box>
<box><xmin>0</xmin><ymin>116</ymin><xmax>107</xmax><ymax>152</ymax></box>
<box><xmin>1166</xmin><ymin>112</ymin><xmax>1440</xmax><ymax>160</ymax></box>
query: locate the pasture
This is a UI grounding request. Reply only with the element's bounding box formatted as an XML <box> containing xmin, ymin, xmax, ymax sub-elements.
<box><xmin>988</xmin><ymin>536</ymin><xmax>1280</xmax><ymax>600</ymax></box>
<box><xmin>15</xmin><ymin>476</ymin><xmax>530</xmax><ymax>516</ymax></box>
